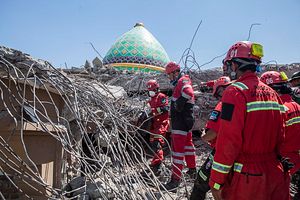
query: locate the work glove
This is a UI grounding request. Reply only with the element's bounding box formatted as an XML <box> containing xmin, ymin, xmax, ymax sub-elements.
<box><xmin>278</xmin><ymin>155</ymin><xmax>295</xmax><ymax>173</ymax></box>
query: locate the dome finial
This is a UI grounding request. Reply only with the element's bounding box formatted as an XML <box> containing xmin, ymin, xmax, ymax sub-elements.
<box><xmin>134</xmin><ymin>22</ymin><xmax>144</xmax><ymax>27</ymax></box>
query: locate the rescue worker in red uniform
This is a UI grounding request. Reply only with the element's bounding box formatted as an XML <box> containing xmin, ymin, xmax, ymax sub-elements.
<box><xmin>146</xmin><ymin>80</ymin><xmax>170</xmax><ymax>174</ymax></box>
<box><xmin>209</xmin><ymin>41</ymin><xmax>290</xmax><ymax>200</ymax></box>
<box><xmin>161</xmin><ymin>61</ymin><xmax>196</xmax><ymax>191</ymax></box>
<box><xmin>190</xmin><ymin>76</ymin><xmax>231</xmax><ymax>200</ymax></box>
<box><xmin>260</xmin><ymin>71</ymin><xmax>300</xmax><ymax>199</ymax></box>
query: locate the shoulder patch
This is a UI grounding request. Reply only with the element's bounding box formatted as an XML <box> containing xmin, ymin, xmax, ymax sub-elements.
<box><xmin>209</xmin><ymin>110</ymin><xmax>220</xmax><ymax>122</ymax></box>
<box><xmin>221</xmin><ymin>102</ymin><xmax>235</xmax><ymax>121</ymax></box>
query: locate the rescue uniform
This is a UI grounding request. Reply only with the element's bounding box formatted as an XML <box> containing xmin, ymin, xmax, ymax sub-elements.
<box><xmin>209</xmin><ymin>72</ymin><xmax>290</xmax><ymax>200</ymax></box>
<box><xmin>280</xmin><ymin>94</ymin><xmax>300</xmax><ymax>174</ymax></box>
<box><xmin>148</xmin><ymin>92</ymin><xmax>169</xmax><ymax>166</ymax></box>
<box><xmin>280</xmin><ymin>94</ymin><xmax>300</xmax><ymax>199</ymax></box>
<box><xmin>190</xmin><ymin>101</ymin><xmax>222</xmax><ymax>200</ymax></box>
<box><xmin>170</xmin><ymin>74</ymin><xmax>196</xmax><ymax>180</ymax></box>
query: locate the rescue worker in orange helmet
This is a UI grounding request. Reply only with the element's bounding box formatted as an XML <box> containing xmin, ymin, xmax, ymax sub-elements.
<box><xmin>209</xmin><ymin>41</ymin><xmax>290</xmax><ymax>200</ymax></box>
<box><xmin>260</xmin><ymin>71</ymin><xmax>300</xmax><ymax>199</ymax></box>
<box><xmin>146</xmin><ymin>80</ymin><xmax>170</xmax><ymax>175</ymax></box>
<box><xmin>190</xmin><ymin>76</ymin><xmax>231</xmax><ymax>200</ymax></box>
<box><xmin>161</xmin><ymin>61</ymin><xmax>196</xmax><ymax>191</ymax></box>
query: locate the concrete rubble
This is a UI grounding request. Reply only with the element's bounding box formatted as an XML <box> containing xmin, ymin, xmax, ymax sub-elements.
<box><xmin>0</xmin><ymin>45</ymin><xmax>299</xmax><ymax>199</ymax></box>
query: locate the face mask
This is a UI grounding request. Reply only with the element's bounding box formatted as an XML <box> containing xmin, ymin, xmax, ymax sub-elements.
<box><xmin>149</xmin><ymin>91</ymin><xmax>156</xmax><ymax>97</ymax></box>
<box><xmin>226</xmin><ymin>62</ymin><xmax>237</xmax><ymax>80</ymax></box>
<box><xmin>230</xmin><ymin>71</ymin><xmax>237</xmax><ymax>80</ymax></box>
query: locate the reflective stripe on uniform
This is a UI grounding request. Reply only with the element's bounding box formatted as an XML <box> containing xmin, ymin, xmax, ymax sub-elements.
<box><xmin>283</xmin><ymin>105</ymin><xmax>289</xmax><ymax>112</ymax></box>
<box><xmin>246</xmin><ymin>101</ymin><xmax>284</xmax><ymax>113</ymax></box>
<box><xmin>173</xmin><ymin>158</ymin><xmax>184</xmax><ymax>165</ymax></box>
<box><xmin>209</xmin><ymin>153</ymin><xmax>214</xmax><ymax>161</ymax></box>
<box><xmin>199</xmin><ymin>170</ymin><xmax>208</xmax><ymax>181</ymax></box>
<box><xmin>181</xmin><ymin>84</ymin><xmax>192</xmax><ymax>91</ymax></box>
<box><xmin>212</xmin><ymin>161</ymin><xmax>232</xmax><ymax>174</ymax></box>
<box><xmin>185</xmin><ymin>151</ymin><xmax>196</xmax><ymax>156</ymax></box>
<box><xmin>280</xmin><ymin>105</ymin><xmax>286</xmax><ymax>113</ymax></box>
<box><xmin>231</xmin><ymin>82</ymin><xmax>249</xmax><ymax>90</ymax></box>
<box><xmin>286</xmin><ymin>116</ymin><xmax>300</xmax><ymax>126</ymax></box>
<box><xmin>182</xmin><ymin>91</ymin><xmax>192</xmax><ymax>99</ymax></box>
<box><xmin>185</xmin><ymin>145</ymin><xmax>195</xmax><ymax>150</ymax></box>
<box><xmin>233</xmin><ymin>162</ymin><xmax>243</xmax><ymax>173</ymax></box>
<box><xmin>172</xmin><ymin>129</ymin><xmax>188</xmax><ymax>136</ymax></box>
<box><xmin>181</xmin><ymin>85</ymin><xmax>192</xmax><ymax>100</ymax></box>
<box><xmin>172</xmin><ymin>152</ymin><xmax>185</xmax><ymax>157</ymax></box>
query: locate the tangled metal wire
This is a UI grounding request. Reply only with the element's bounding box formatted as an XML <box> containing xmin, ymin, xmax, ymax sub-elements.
<box><xmin>0</xmin><ymin>46</ymin><xmax>189</xmax><ymax>199</ymax></box>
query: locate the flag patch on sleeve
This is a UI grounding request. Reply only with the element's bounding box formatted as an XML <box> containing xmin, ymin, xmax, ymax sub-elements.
<box><xmin>209</xmin><ymin>110</ymin><xmax>220</xmax><ymax>121</ymax></box>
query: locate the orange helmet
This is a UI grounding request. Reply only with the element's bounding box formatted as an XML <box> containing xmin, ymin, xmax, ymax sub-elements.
<box><xmin>260</xmin><ymin>71</ymin><xmax>288</xmax><ymax>85</ymax></box>
<box><xmin>146</xmin><ymin>79</ymin><xmax>159</xmax><ymax>91</ymax></box>
<box><xmin>165</xmin><ymin>61</ymin><xmax>180</xmax><ymax>74</ymax></box>
<box><xmin>212</xmin><ymin>76</ymin><xmax>231</xmax><ymax>97</ymax></box>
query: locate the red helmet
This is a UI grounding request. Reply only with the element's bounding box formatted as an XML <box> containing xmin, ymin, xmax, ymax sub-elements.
<box><xmin>212</xmin><ymin>76</ymin><xmax>231</xmax><ymax>97</ymax></box>
<box><xmin>223</xmin><ymin>41</ymin><xmax>264</xmax><ymax>64</ymax></box>
<box><xmin>165</xmin><ymin>61</ymin><xmax>180</xmax><ymax>74</ymax></box>
<box><xmin>146</xmin><ymin>79</ymin><xmax>159</xmax><ymax>91</ymax></box>
<box><xmin>260</xmin><ymin>71</ymin><xmax>288</xmax><ymax>85</ymax></box>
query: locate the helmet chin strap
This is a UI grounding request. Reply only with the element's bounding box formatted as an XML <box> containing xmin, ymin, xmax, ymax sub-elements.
<box><xmin>234</xmin><ymin>58</ymin><xmax>258</xmax><ymax>69</ymax></box>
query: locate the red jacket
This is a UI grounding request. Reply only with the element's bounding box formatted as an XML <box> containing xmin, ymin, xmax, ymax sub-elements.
<box><xmin>280</xmin><ymin>94</ymin><xmax>300</xmax><ymax>153</ymax></box>
<box><xmin>171</xmin><ymin>74</ymin><xmax>195</xmax><ymax>103</ymax></box>
<box><xmin>205</xmin><ymin>101</ymin><xmax>222</xmax><ymax>147</ymax></box>
<box><xmin>209</xmin><ymin>72</ymin><xmax>286</xmax><ymax>190</ymax></box>
<box><xmin>148</xmin><ymin>92</ymin><xmax>169</xmax><ymax>123</ymax></box>
<box><xmin>148</xmin><ymin>93</ymin><xmax>169</xmax><ymax>134</ymax></box>
<box><xmin>280</xmin><ymin>94</ymin><xmax>300</xmax><ymax>173</ymax></box>
<box><xmin>170</xmin><ymin>74</ymin><xmax>195</xmax><ymax>132</ymax></box>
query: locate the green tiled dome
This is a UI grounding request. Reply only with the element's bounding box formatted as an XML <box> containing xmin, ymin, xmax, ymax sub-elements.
<box><xmin>103</xmin><ymin>23</ymin><xmax>170</xmax><ymax>72</ymax></box>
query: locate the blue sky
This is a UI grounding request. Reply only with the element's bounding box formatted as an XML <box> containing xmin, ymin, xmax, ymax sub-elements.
<box><xmin>1</xmin><ymin>0</ymin><xmax>299</xmax><ymax>69</ymax></box>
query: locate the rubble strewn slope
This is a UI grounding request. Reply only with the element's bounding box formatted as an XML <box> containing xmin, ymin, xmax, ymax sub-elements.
<box><xmin>0</xmin><ymin>46</ymin><xmax>299</xmax><ymax>199</ymax></box>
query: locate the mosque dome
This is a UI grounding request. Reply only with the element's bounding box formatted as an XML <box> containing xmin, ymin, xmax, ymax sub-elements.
<box><xmin>103</xmin><ymin>23</ymin><xmax>170</xmax><ymax>73</ymax></box>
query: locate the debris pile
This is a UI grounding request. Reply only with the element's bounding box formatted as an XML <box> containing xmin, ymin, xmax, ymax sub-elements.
<box><xmin>0</xmin><ymin>46</ymin><xmax>161</xmax><ymax>199</ymax></box>
<box><xmin>0</xmin><ymin>46</ymin><xmax>298</xmax><ymax>199</ymax></box>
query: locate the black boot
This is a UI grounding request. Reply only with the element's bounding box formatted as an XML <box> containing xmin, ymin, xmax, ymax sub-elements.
<box><xmin>160</xmin><ymin>178</ymin><xmax>180</xmax><ymax>192</ymax></box>
<box><xmin>189</xmin><ymin>172</ymin><xmax>210</xmax><ymax>200</ymax></box>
